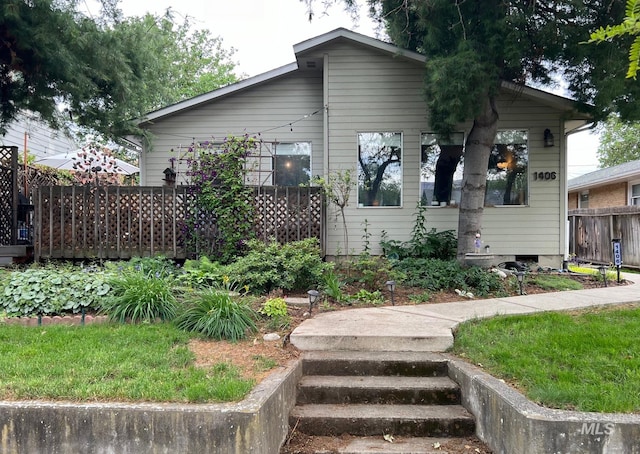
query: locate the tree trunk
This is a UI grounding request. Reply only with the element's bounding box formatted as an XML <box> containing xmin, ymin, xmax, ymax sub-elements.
<box><xmin>456</xmin><ymin>95</ymin><xmax>499</xmax><ymax>262</ymax></box>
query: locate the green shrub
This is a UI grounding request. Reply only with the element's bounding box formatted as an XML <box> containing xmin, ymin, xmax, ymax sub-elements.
<box><xmin>394</xmin><ymin>258</ymin><xmax>506</xmax><ymax>296</ymax></box>
<box><xmin>394</xmin><ymin>258</ymin><xmax>465</xmax><ymax>291</ymax></box>
<box><xmin>322</xmin><ymin>269</ymin><xmax>346</xmax><ymax>303</ymax></box>
<box><xmin>351</xmin><ymin>289</ymin><xmax>385</xmax><ymax>305</ymax></box>
<box><xmin>259</xmin><ymin>297</ymin><xmax>291</xmax><ymax>330</ymax></box>
<box><xmin>106</xmin><ymin>255</ymin><xmax>179</xmax><ymax>279</ymax></box>
<box><xmin>225</xmin><ymin>238</ymin><xmax>331</xmax><ymax>294</ymax></box>
<box><xmin>380</xmin><ymin>203</ymin><xmax>457</xmax><ymax>260</ymax></box>
<box><xmin>102</xmin><ymin>272</ymin><xmax>177</xmax><ymax>323</ymax></box>
<box><xmin>462</xmin><ymin>266</ymin><xmax>506</xmax><ymax>297</ymax></box>
<box><xmin>179</xmin><ymin>256</ymin><xmax>226</xmax><ymax>288</ymax></box>
<box><xmin>343</xmin><ymin>254</ymin><xmax>400</xmax><ymax>291</ymax></box>
<box><xmin>1</xmin><ymin>265</ymin><xmax>110</xmax><ymax>316</ymax></box>
<box><xmin>175</xmin><ymin>287</ymin><xmax>257</xmax><ymax>341</ymax></box>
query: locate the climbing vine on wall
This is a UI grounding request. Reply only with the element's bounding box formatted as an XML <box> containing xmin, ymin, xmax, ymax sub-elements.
<box><xmin>182</xmin><ymin>135</ymin><xmax>257</xmax><ymax>263</ymax></box>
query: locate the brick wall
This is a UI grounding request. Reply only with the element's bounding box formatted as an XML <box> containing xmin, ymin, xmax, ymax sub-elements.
<box><xmin>589</xmin><ymin>182</ymin><xmax>628</xmax><ymax>208</ymax></box>
<box><xmin>568</xmin><ymin>192</ymin><xmax>578</xmax><ymax>209</ymax></box>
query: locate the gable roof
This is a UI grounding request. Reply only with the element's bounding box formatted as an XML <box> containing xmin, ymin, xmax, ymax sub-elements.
<box><xmin>568</xmin><ymin>160</ymin><xmax>640</xmax><ymax>191</ymax></box>
<box><xmin>139</xmin><ymin>28</ymin><xmax>588</xmax><ymax>126</ymax></box>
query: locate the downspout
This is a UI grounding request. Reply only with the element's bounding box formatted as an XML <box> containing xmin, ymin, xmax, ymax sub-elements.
<box><xmin>323</xmin><ymin>52</ymin><xmax>329</xmax><ymax>256</ymax></box>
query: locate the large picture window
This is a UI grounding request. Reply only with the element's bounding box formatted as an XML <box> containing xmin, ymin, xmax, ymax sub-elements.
<box><xmin>485</xmin><ymin>130</ymin><xmax>528</xmax><ymax>206</ymax></box>
<box><xmin>274</xmin><ymin>142</ymin><xmax>311</xmax><ymax>186</ymax></box>
<box><xmin>420</xmin><ymin>133</ymin><xmax>464</xmax><ymax>206</ymax></box>
<box><xmin>357</xmin><ymin>132</ymin><xmax>402</xmax><ymax>207</ymax></box>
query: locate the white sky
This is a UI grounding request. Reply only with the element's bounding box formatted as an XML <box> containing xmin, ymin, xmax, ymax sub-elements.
<box><xmin>84</xmin><ymin>0</ymin><xmax>600</xmax><ymax>178</ymax></box>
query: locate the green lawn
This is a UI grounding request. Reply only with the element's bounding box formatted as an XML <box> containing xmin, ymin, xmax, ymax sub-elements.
<box><xmin>452</xmin><ymin>304</ymin><xmax>640</xmax><ymax>413</ymax></box>
<box><xmin>0</xmin><ymin>323</ymin><xmax>253</xmax><ymax>403</ymax></box>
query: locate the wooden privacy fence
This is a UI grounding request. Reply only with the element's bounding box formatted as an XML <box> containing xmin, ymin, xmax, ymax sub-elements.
<box><xmin>568</xmin><ymin>206</ymin><xmax>640</xmax><ymax>268</ymax></box>
<box><xmin>34</xmin><ymin>185</ymin><xmax>324</xmax><ymax>260</ymax></box>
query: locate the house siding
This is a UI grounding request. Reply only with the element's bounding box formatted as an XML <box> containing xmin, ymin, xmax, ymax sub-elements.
<box><xmin>140</xmin><ymin>71</ymin><xmax>324</xmax><ymax>186</ymax></box>
<box><xmin>139</xmin><ymin>33</ymin><xmax>580</xmax><ymax>266</ymax></box>
<box><xmin>301</xmin><ymin>41</ymin><xmax>568</xmax><ymax>260</ymax></box>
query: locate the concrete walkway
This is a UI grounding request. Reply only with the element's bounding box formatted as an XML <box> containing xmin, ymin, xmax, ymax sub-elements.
<box><xmin>290</xmin><ymin>273</ymin><xmax>640</xmax><ymax>352</ymax></box>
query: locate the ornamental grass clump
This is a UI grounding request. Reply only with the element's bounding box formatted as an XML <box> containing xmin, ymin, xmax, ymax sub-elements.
<box><xmin>102</xmin><ymin>272</ymin><xmax>178</xmax><ymax>323</ymax></box>
<box><xmin>175</xmin><ymin>281</ymin><xmax>257</xmax><ymax>341</ymax></box>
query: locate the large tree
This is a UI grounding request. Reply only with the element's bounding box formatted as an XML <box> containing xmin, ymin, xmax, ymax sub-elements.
<box><xmin>596</xmin><ymin>114</ymin><xmax>640</xmax><ymax>167</ymax></box>
<box><xmin>1</xmin><ymin>0</ymin><xmax>239</xmax><ymax>140</ymax></box>
<box><xmin>307</xmin><ymin>0</ymin><xmax>640</xmax><ymax>260</ymax></box>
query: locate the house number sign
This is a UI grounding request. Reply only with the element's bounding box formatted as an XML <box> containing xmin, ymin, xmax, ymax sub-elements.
<box><xmin>533</xmin><ymin>171</ymin><xmax>557</xmax><ymax>181</ymax></box>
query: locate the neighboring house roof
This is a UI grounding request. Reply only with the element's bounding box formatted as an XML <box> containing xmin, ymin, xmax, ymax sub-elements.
<box><xmin>568</xmin><ymin>159</ymin><xmax>640</xmax><ymax>191</ymax></box>
<box><xmin>139</xmin><ymin>28</ymin><xmax>589</xmax><ymax>127</ymax></box>
<box><xmin>1</xmin><ymin>111</ymin><xmax>77</xmax><ymax>159</ymax></box>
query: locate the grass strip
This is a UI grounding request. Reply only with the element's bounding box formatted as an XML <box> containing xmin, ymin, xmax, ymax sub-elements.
<box><xmin>0</xmin><ymin>323</ymin><xmax>253</xmax><ymax>403</ymax></box>
<box><xmin>452</xmin><ymin>304</ymin><xmax>640</xmax><ymax>413</ymax></box>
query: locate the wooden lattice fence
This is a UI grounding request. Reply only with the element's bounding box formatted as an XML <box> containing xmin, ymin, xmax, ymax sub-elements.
<box><xmin>0</xmin><ymin>146</ymin><xmax>18</xmax><ymax>246</ymax></box>
<box><xmin>34</xmin><ymin>185</ymin><xmax>324</xmax><ymax>260</ymax></box>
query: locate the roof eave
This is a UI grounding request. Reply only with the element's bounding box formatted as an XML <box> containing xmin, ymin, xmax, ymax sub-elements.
<box><xmin>293</xmin><ymin>27</ymin><xmax>426</xmax><ymax>64</ymax></box>
<box><xmin>500</xmin><ymin>81</ymin><xmax>591</xmax><ymax>119</ymax></box>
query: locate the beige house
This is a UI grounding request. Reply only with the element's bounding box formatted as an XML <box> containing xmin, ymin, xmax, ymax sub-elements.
<box><xmin>568</xmin><ymin>160</ymin><xmax>640</xmax><ymax>209</ymax></box>
<box><xmin>137</xmin><ymin>28</ymin><xmax>590</xmax><ymax>268</ymax></box>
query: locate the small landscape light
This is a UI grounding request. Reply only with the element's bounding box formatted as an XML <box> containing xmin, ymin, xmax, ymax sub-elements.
<box><xmin>385</xmin><ymin>280</ymin><xmax>396</xmax><ymax>306</ymax></box>
<box><xmin>515</xmin><ymin>271</ymin><xmax>526</xmax><ymax>295</ymax></box>
<box><xmin>307</xmin><ymin>289</ymin><xmax>319</xmax><ymax>313</ymax></box>
<box><xmin>598</xmin><ymin>265</ymin><xmax>607</xmax><ymax>287</ymax></box>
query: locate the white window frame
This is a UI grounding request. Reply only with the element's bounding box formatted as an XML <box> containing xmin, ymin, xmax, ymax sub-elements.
<box><xmin>629</xmin><ymin>180</ymin><xmax>640</xmax><ymax>206</ymax></box>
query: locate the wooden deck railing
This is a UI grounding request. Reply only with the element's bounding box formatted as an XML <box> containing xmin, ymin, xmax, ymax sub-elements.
<box><xmin>34</xmin><ymin>185</ymin><xmax>324</xmax><ymax>260</ymax></box>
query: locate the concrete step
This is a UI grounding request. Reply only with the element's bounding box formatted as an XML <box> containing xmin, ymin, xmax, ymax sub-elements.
<box><xmin>289</xmin><ymin>403</ymin><xmax>475</xmax><ymax>437</ymax></box>
<box><xmin>301</xmin><ymin>351</ymin><xmax>449</xmax><ymax>377</ymax></box>
<box><xmin>281</xmin><ymin>434</ymin><xmax>491</xmax><ymax>454</ymax></box>
<box><xmin>296</xmin><ymin>375</ymin><xmax>461</xmax><ymax>405</ymax></box>
<box><xmin>290</xmin><ymin>308</ymin><xmax>455</xmax><ymax>352</ymax></box>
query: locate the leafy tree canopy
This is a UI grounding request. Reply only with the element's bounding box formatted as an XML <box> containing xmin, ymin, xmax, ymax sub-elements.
<box><xmin>597</xmin><ymin>114</ymin><xmax>640</xmax><ymax>167</ymax></box>
<box><xmin>1</xmin><ymin>0</ymin><xmax>240</xmax><ymax>140</ymax></box>
<box><xmin>589</xmin><ymin>0</ymin><xmax>640</xmax><ymax>79</ymax></box>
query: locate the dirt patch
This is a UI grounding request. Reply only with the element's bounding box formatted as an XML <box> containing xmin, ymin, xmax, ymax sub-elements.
<box><xmin>279</xmin><ymin>433</ymin><xmax>492</xmax><ymax>454</ymax></box>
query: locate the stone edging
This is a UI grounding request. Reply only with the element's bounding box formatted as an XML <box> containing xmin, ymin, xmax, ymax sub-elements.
<box><xmin>2</xmin><ymin>314</ymin><xmax>109</xmax><ymax>326</ymax></box>
<box><xmin>446</xmin><ymin>355</ymin><xmax>640</xmax><ymax>454</ymax></box>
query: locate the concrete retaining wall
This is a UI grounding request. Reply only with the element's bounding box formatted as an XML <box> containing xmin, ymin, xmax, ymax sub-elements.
<box><xmin>447</xmin><ymin>356</ymin><xmax>640</xmax><ymax>454</ymax></box>
<box><xmin>0</xmin><ymin>360</ymin><xmax>302</xmax><ymax>454</ymax></box>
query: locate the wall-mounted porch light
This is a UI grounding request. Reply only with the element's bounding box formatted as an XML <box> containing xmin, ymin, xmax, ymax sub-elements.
<box><xmin>544</xmin><ymin>129</ymin><xmax>554</xmax><ymax>147</ymax></box>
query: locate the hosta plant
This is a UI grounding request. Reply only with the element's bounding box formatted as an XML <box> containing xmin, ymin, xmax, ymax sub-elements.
<box><xmin>1</xmin><ymin>266</ymin><xmax>110</xmax><ymax>316</ymax></box>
